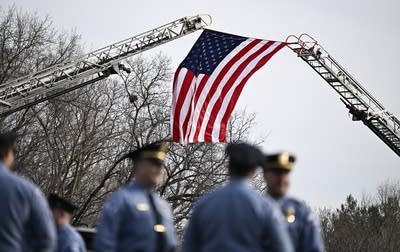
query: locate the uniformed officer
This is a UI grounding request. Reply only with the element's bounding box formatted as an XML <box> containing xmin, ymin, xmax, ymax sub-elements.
<box><xmin>263</xmin><ymin>152</ymin><xmax>325</xmax><ymax>252</ymax></box>
<box><xmin>94</xmin><ymin>142</ymin><xmax>177</xmax><ymax>252</ymax></box>
<box><xmin>183</xmin><ymin>142</ymin><xmax>294</xmax><ymax>252</ymax></box>
<box><xmin>48</xmin><ymin>194</ymin><xmax>86</xmax><ymax>252</ymax></box>
<box><xmin>0</xmin><ymin>131</ymin><xmax>56</xmax><ymax>251</ymax></box>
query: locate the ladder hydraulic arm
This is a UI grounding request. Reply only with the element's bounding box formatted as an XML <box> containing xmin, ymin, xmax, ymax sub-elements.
<box><xmin>286</xmin><ymin>34</ymin><xmax>400</xmax><ymax>157</ymax></box>
<box><xmin>0</xmin><ymin>15</ymin><xmax>212</xmax><ymax>116</ymax></box>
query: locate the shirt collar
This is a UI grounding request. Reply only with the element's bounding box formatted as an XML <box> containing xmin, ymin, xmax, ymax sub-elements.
<box><xmin>228</xmin><ymin>176</ymin><xmax>252</xmax><ymax>187</ymax></box>
<box><xmin>0</xmin><ymin>161</ymin><xmax>9</xmax><ymax>173</ymax></box>
<box><xmin>131</xmin><ymin>180</ymin><xmax>156</xmax><ymax>193</ymax></box>
<box><xmin>58</xmin><ymin>223</ymin><xmax>71</xmax><ymax>231</ymax></box>
<box><xmin>269</xmin><ymin>194</ymin><xmax>288</xmax><ymax>204</ymax></box>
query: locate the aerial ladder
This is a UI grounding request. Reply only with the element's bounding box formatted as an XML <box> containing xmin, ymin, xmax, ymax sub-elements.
<box><xmin>286</xmin><ymin>34</ymin><xmax>400</xmax><ymax>157</ymax></box>
<box><xmin>0</xmin><ymin>17</ymin><xmax>398</xmax><ymax>157</ymax></box>
<box><xmin>0</xmin><ymin>15</ymin><xmax>211</xmax><ymax>115</ymax></box>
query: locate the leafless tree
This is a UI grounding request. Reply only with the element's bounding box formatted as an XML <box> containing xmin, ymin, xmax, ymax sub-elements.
<box><xmin>0</xmin><ymin>7</ymin><xmax>261</xmax><ymax>237</ymax></box>
<box><xmin>0</xmin><ymin>5</ymin><xmax>81</xmax><ymax>84</ymax></box>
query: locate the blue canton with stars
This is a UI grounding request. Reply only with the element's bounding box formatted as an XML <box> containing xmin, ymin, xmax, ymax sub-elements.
<box><xmin>180</xmin><ymin>30</ymin><xmax>248</xmax><ymax>76</ymax></box>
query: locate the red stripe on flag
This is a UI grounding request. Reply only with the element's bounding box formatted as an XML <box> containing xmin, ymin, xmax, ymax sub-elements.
<box><xmin>172</xmin><ymin>69</ymin><xmax>195</xmax><ymax>142</ymax></box>
<box><xmin>184</xmin><ymin>74</ymin><xmax>210</xmax><ymax>143</ymax></box>
<box><xmin>180</xmin><ymin>78</ymin><xmax>197</xmax><ymax>143</ymax></box>
<box><xmin>218</xmin><ymin>42</ymin><xmax>287</xmax><ymax>141</ymax></box>
<box><xmin>192</xmin><ymin>39</ymin><xmax>262</xmax><ymax>142</ymax></box>
<box><xmin>203</xmin><ymin>41</ymin><xmax>276</xmax><ymax>142</ymax></box>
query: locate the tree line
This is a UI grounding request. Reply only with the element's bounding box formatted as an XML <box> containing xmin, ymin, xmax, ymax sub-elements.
<box><xmin>319</xmin><ymin>182</ymin><xmax>400</xmax><ymax>252</ymax></box>
<box><xmin>1</xmin><ymin>6</ymin><xmax>399</xmax><ymax>250</ymax></box>
<box><xmin>0</xmin><ymin>6</ymin><xmax>256</xmax><ymax>237</ymax></box>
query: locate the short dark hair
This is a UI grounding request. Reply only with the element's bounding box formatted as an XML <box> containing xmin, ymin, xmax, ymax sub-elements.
<box><xmin>0</xmin><ymin>132</ymin><xmax>17</xmax><ymax>160</ymax></box>
<box><xmin>48</xmin><ymin>194</ymin><xmax>77</xmax><ymax>214</ymax></box>
<box><xmin>226</xmin><ymin>142</ymin><xmax>264</xmax><ymax>177</ymax></box>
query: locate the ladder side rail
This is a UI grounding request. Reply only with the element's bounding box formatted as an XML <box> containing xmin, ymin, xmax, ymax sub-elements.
<box><xmin>373</xmin><ymin>115</ymin><xmax>400</xmax><ymax>139</ymax></box>
<box><xmin>329</xmin><ymin>60</ymin><xmax>400</xmax><ymax>136</ymax></box>
<box><xmin>1</xmin><ymin>25</ymin><xmax>184</xmax><ymax>103</ymax></box>
<box><xmin>80</xmin><ymin>17</ymin><xmax>189</xmax><ymax>61</ymax></box>
<box><xmin>0</xmin><ymin>74</ymin><xmax>107</xmax><ymax>117</ymax></box>
<box><xmin>289</xmin><ymin>37</ymin><xmax>400</xmax><ymax>156</ymax></box>
<box><xmin>308</xmin><ymin>54</ymin><xmax>400</xmax><ymax>139</ymax></box>
<box><xmin>0</xmin><ymin>62</ymin><xmax>102</xmax><ymax>100</ymax></box>
<box><xmin>0</xmin><ymin>15</ymin><xmax>208</xmax><ymax>114</ymax></box>
<box><xmin>317</xmin><ymin>55</ymin><xmax>373</xmax><ymax>110</ymax></box>
<box><xmin>364</xmin><ymin>120</ymin><xmax>400</xmax><ymax>156</ymax></box>
<box><xmin>309</xmin><ymin>48</ymin><xmax>398</xmax><ymax>134</ymax></box>
<box><xmin>326</xmin><ymin>53</ymin><xmax>387</xmax><ymax>111</ymax></box>
<box><xmin>0</xmin><ymin>26</ymin><xmax>180</xmax><ymax>102</ymax></box>
<box><xmin>0</xmin><ymin>17</ymin><xmax>191</xmax><ymax>87</ymax></box>
<box><xmin>300</xmin><ymin>53</ymin><xmax>371</xmax><ymax>111</ymax></box>
<box><xmin>323</xmin><ymin>55</ymin><xmax>386</xmax><ymax>114</ymax></box>
<box><xmin>1</xmin><ymin>67</ymin><xmax>108</xmax><ymax>105</ymax></box>
<box><xmin>4</xmin><ymin>18</ymin><xmax>193</xmax><ymax>89</ymax></box>
<box><xmin>293</xmin><ymin>39</ymin><xmax>385</xmax><ymax>112</ymax></box>
<box><xmin>326</xmin><ymin>54</ymin><xmax>400</xmax><ymax>136</ymax></box>
<box><xmin>1</xmin><ymin>21</ymin><xmax>178</xmax><ymax>88</ymax></box>
<box><xmin>0</xmin><ymin>15</ymin><xmax>205</xmax><ymax>89</ymax></box>
<box><xmin>103</xmin><ymin>23</ymin><xmax>194</xmax><ymax>67</ymax></box>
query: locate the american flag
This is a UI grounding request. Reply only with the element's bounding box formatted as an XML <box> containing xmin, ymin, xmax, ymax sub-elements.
<box><xmin>171</xmin><ymin>29</ymin><xmax>286</xmax><ymax>144</ymax></box>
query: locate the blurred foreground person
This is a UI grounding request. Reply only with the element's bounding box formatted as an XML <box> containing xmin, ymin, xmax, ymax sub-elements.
<box><xmin>0</xmin><ymin>131</ymin><xmax>56</xmax><ymax>251</ymax></box>
<box><xmin>183</xmin><ymin>142</ymin><xmax>293</xmax><ymax>252</ymax></box>
<box><xmin>263</xmin><ymin>152</ymin><xmax>324</xmax><ymax>252</ymax></box>
<box><xmin>48</xmin><ymin>194</ymin><xmax>86</xmax><ymax>252</ymax></box>
<box><xmin>94</xmin><ymin>142</ymin><xmax>176</xmax><ymax>252</ymax></box>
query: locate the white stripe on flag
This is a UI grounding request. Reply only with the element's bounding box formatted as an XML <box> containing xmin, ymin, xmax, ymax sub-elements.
<box><xmin>171</xmin><ymin>68</ymin><xmax>188</xmax><ymax>135</ymax></box>
<box><xmin>171</xmin><ymin>68</ymin><xmax>188</xmax><ymax>116</ymax></box>
<box><xmin>187</xmin><ymin>38</ymin><xmax>256</xmax><ymax>142</ymax></box>
<box><xmin>178</xmin><ymin>74</ymin><xmax>197</xmax><ymax>144</ymax></box>
<box><xmin>196</xmin><ymin>40</ymin><xmax>268</xmax><ymax>142</ymax></box>
<box><xmin>211</xmin><ymin>41</ymin><xmax>283</xmax><ymax>141</ymax></box>
<box><xmin>184</xmin><ymin>74</ymin><xmax>205</xmax><ymax>143</ymax></box>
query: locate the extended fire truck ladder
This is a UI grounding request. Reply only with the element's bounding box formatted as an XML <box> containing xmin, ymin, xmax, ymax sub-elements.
<box><xmin>286</xmin><ymin>34</ymin><xmax>400</xmax><ymax>157</ymax></box>
<box><xmin>0</xmin><ymin>15</ymin><xmax>211</xmax><ymax>116</ymax></box>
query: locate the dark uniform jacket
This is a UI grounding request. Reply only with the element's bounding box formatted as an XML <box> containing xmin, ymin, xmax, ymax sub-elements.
<box><xmin>276</xmin><ymin>196</ymin><xmax>324</xmax><ymax>252</ymax></box>
<box><xmin>0</xmin><ymin>162</ymin><xmax>56</xmax><ymax>252</ymax></box>
<box><xmin>56</xmin><ymin>223</ymin><xmax>86</xmax><ymax>252</ymax></box>
<box><xmin>183</xmin><ymin>178</ymin><xmax>294</xmax><ymax>252</ymax></box>
<box><xmin>94</xmin><ymin>181</ymin><xmax>177</xmax><ymax>252</ymax></box>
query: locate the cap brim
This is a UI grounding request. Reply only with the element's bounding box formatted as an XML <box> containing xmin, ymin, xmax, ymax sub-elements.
<box><xmin>147</xmin><ymin>158</ymin><xmax>164</xmax><ymax>166</ymax></box>
<box><xmin>265</xmin><ymin>167</ymin><xmax>292</xmax><ymax>173</ymax></box>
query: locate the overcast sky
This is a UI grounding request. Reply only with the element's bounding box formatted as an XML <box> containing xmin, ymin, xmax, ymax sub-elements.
<box><xmin>2</xmin><ymin>0</ymin><xmax>399</xmax><ymax>209</ymax></box>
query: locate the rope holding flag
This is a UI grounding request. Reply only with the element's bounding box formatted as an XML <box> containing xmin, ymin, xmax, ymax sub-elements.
<box><xmin>171</xmin><ymin>29</ymin><xmax>286</xmax><ymax>144</ymax></box>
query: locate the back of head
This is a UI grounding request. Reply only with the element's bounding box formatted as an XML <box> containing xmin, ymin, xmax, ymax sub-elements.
<box><xmin>48</xmin><ymin>194</ymin><xmax>77</xmax><ymax>214</ymax></box>
<box><xmin>226</xmin><ymin>142</ymin><xmax>264</xmax><ymax>177</ymax></box>
<box><xmin>0</xmin><ymin>131</ymin><xmax>17</xmax><ymax>163</ymax></box>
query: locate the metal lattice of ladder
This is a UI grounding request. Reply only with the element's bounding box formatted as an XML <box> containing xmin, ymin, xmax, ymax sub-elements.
<box><xmin>0</xmin><ymin>14</ymin><xmax>212</xmax><ymax>116</ymax></box>
<box><xmin>286</xmin><ymin>34</ymin><xmax>400</xmax><ymax>157</ymax></box>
